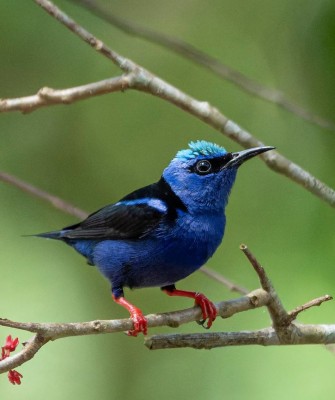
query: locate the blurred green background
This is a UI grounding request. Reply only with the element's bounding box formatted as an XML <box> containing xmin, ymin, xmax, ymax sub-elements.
<box><xmin>1</xmin><ymin>0</ymin><xmax>335</xmax><ymax>398</ymax></box>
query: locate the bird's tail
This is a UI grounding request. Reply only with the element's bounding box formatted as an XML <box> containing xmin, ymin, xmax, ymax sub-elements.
<box><xmin>29</xmin><ymin>230</ymin><xmax>64</xmax><ymax>240</ymax></box>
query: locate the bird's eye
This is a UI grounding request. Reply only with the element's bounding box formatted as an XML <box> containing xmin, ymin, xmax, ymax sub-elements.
<box><xmin>195</xmin><ymin>160</ymin><xmax>212</xmax><ymax>175</ymax></box>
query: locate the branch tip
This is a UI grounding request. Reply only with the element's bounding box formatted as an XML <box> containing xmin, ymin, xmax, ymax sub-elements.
<box><xmin>240</xmin><ymin>245</ymin><xmax>289</xmax><ymax>329</ymax></box>
<box><xmin>240</xmin><ymin>244</ymin><xmax>267</xmax><ymax>285</ymax></box>
<box><xmin>287</xmin><ymin>294</ymin><xmax>333</xmax><ymax>323</ymax></box>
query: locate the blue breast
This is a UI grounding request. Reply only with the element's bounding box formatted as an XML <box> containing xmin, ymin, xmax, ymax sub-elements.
<box><xmin>90</xmin><ymin>212</ymin><xmax>225</xmax><ymax>289</ymax></box>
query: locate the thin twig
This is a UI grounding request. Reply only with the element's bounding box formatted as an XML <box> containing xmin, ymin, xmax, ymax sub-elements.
<box><xmin>71</xmin><ymin>0</ymin><xmax>335</xmax><ymax>132</ymax></box>
<box><xmin>0</xmin><ymin>171</ymin><xmax>88</xmax><ymax>219</ymax></box>
<box><xmin>0</xmin><ymin>75</ymin><xmax>133</xmax><ymax>113</ymax></box>
<box><xmin>0</xmin><ymin>334</ymin><xmax>47</xmax><ymax>373</ymax></box>
<box><xmin>287</xmin><ymin>294</ymin><xmax>333</xmax><ymax>323</ymax></box>
<box><xmin>35</xmin><ymin>0</ymin><xmax>135</xmax><ymax>72</ymax></box>
<box><xmin>240</xmin><ymin>244</ymin><xmax>289</xmax><ymax>329</ymax></box>
<box><xmin>200</xmin><ymin>266</ymin><xmax>249</xmax><ymax>295</ymax></box>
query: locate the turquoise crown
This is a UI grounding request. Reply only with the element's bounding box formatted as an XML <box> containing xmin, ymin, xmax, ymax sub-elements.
<box><xmin>175</xmin><ymin>140</ymin><xmax>227</xmax><ymax>161</ymax></box>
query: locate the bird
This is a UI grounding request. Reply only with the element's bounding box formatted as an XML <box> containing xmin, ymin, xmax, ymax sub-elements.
<box><xmin>36</xmin><ymin>140</ymin><xmax>274</xmax><ymax>336</ymax></box>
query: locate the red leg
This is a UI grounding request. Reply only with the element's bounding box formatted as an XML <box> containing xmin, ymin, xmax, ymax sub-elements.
<box><xmin>162</xmin><ymin>286</ymin><xmax>217</xmax><ymax>329</ymax></box>
<box><xmin>112</xmin><ymin>295</ymin><xmax>147</xmax><ymax>336</ymax></box>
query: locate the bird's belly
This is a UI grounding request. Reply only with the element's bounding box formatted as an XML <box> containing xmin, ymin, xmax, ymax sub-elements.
<box><xmin>92</xmin><ymin>214</ymin><xmax>225</xmax><ymax>289</ymax></box>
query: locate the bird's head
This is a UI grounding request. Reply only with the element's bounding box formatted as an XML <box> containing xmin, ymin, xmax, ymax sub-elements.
<box><xmin>162</xmin><ymin>140</ymin><xmax>274</xmax><ymax>214</ymax></box>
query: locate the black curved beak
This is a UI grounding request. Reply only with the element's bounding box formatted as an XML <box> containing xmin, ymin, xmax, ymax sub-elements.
<box><xmin>225</xmin><ymin>146</ymin><xmax>275</xmax><ymax>168</ymax></box>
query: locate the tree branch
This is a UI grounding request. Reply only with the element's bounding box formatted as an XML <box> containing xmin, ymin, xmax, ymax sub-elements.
<box><xmin>1</xmin><ymin>0</ymin><xmax>334</xmax><ymax>208</ymax></box>
<box><xmin>71</xmin><ymin>0</ymin><xmax>335</xmax><ymax>132</ymax></box>
<box><xmin>145</xmin><ymin>323</ymin><xmax>335</xmax><ymax>350</ymax></box>
<box><xmin>287</xmin><ymin>294</ymin><xmax>333</xmax><ymax>324</ymax></box>
<box><xmin>0</xmin><ymin>75</ymin><xmax>132</xmax><ymax>114</ymax></box>
<box><xmin>145</xmin><ymin>245</ymin><xmax>333</xmax><ymax>350</ymax></box>
<box><xmin>0</xmin><ymin>171</ymin><xmax>87</xmax><ymax>219</ymax></box>
<box><xmin>240</xmin><ymin>244</ymin><xmax>289</xmax><ymax>329</ymax></box>
<box><xmin>35</xmin><ymin>0</ymin><xmax>136</xmax><ymax>72</ymax></box>
<box><xmin>1</xmin><ymin>244</ymin><xmax>333</xmax><ymax>365</ymax></box>
<box><xmin>0</xmin><ymin>288</ymin><xmax>270</xmax><ymax>373</ymax></box>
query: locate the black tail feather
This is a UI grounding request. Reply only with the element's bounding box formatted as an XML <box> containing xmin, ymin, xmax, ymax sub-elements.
<box><xmin>28</xmin><ymin>231</ymin><xmax>64</xmax><ymax>240</ymax></box>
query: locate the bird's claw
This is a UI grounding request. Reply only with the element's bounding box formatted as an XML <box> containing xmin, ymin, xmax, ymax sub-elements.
<box><xmin>127</xmin><ymin>311</ymin><xmax>148</xmax><ymax>337</ymax></box>
<box><xmin>194</xmin><ymin>292</ymin><xmax>217</xmax><ymax>329</ymax></box>
<box><xmin>112</xmin><ymin>295</ymin><xmax>148</xmax><ymax>336</ymax></box>
<box><xmin>196</xmin><ymin>319</ymin><xmax>210</xmax><ymax>329</ymax></box>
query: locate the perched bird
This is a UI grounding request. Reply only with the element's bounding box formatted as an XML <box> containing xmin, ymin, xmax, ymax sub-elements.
<box><xmin>36</xmin><ymin>141</ymin><xmax>274</xmax><ymax>336</ymax></box>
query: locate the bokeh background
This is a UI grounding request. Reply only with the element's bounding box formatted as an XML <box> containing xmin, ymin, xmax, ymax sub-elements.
<box><xmin>1</xmin><ymin>0</ymin><xmax>335</xmax><ymax>399</ymax></box>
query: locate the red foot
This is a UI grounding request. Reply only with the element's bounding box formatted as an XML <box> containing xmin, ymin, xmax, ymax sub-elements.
<box><xmin>163</xmin><ymin>288</ymin><xmax>217</xmax><ymax>329</ymax></box>
<box><xmin>193</xmin><ymin>292</ymin><xmax>217</xmax><ymax>329</ymax></box>
<box><xmin>113</xmin><ymin>295</ymin><xmax>147</xmax><ymax>336</ymax></box>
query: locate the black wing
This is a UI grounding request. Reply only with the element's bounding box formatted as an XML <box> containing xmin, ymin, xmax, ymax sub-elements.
<box><xmin>60</xmin><ymin>177</ymin><xmax>187</xmax><ymax>241</ymax></box>
<box><xmin>61</xmin><ymin>202</ymin><xmax>165</xmax><ymax>240</ymax></box>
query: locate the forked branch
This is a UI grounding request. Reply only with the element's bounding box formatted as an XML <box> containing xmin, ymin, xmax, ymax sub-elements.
<box><xmin>0</xmin><ymin>287</ymin><xmax>270</xmax><ymax>373</ymax></box>
<box><xmin>0</xmin><ymin>245</ymin><xmax>332</xmax><ymax>372</ymax></box>
<box><xmin>145</xmin><ymin>245</ymin><xmax>333</xmax><ymax>350</ymax></box>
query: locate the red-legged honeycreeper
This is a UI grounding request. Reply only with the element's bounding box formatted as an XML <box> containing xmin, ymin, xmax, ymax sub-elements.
<box><xmin>36</xmin><ymin>141</ymin><xmax>274</xmax><ymax>336</ymax></box>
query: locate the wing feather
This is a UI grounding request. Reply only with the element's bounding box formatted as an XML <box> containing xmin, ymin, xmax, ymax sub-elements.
<box><xmin>62</xmin><ymin>201</ymin><xmax>166</xmax><ymax>240</ymax></box>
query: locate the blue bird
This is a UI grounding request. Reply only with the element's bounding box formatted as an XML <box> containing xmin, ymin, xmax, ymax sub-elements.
<box><xmin>36</xmin><ymin>141</ymin><xmax>274</xmax><ymax>336</ymax></box>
